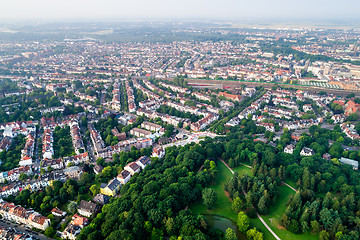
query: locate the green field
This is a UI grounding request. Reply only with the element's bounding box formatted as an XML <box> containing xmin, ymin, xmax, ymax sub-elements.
<box><xmin>191</xmin><ymin>160</ymin><xmax>320</xmax><ymax>240</ymax></box>
<box><xmin>261</xmin><ymin>184</ymin><xmax>319</xmax><ymax>240</ymax></box>
<box><xmin>190</xmin><ymin>161</ymin><xmax>275</xmax><ymax>240</ymax></box>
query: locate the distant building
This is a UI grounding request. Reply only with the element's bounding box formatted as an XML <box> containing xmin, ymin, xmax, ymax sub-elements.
<box><xmin>152</xmin><ymin>147</ymin><xmax>165</xmax><ymax>159</ymax></box>
<box><xmin>219</xmin><ymin>92</ymin><xmax>242</xmax><ymax>101</ymax></box>
<box><xmin>51</xmin><ymin>208</ymin><xmax>67</xmax><ymax>218</ymax></box>
<box><xmin>340</xmin><ymin>157</ymin><xmax>359</xmax><ymax>170</ymax></box>
<box><xmin>284</xmin><ymin>144</ymin><xmax>295</xmax><ymax>154</ymax></box>
<box><xmin>300</xmin><ymin>147</ymin><xmax>315</xmax><ymax>156</ymax></box>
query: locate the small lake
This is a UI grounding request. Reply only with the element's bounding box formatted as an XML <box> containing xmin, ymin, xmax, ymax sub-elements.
<box><xmin>203</xmin><ymin>214</ymin><xmax>247</xmax><ymax>240</ymax></box>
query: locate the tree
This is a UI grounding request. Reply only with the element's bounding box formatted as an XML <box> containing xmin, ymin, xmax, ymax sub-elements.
<box><xmin>19</xmin><ymin>173</ymin><xmax>28</xmax><ymax>181</ymax></box>
<box><xmin>232</xmin><ymin>197</ymin><xmax>245</xmax><ymax>213</ymax></box>
<box><xmin>319</xmin><ymin>230</ymin><xmax>330</xmax><ymax>240</ymax></box>
<box><xmin>225</xmin><ymin>228</ymin><xmax>237</xmax><ymax>240</ymax></box>
<box><xmin>90</xmin><ymin>184</ymin><xmax>100</xmax><ymax>196</ymax></box>
<box><xmin>257</xmin><ymin>195</ymin><xmax>267</xmax><ymax>215</ymax></box>
<box><xmin>44</xmin><ymin>226</ymin><xmax>56</xmax><ymax>238</ymax></box>
<box><xmin>202</xmin><ymin>188</ymin><xmax>216</xmax><ymax>209</ymax></box>
<box><xmin>311</xmin><ymin>220</ymin><xmax>320</xmax><ymax>233</ymax></box>
<box><xmin>329</xmin><ymin>142</ymin><xmax>343</xmax><ymax>159</ymax></box>
<box><xmin>246</xmin><ymin>228</ymin><xmax>263</xmax><ymax>240</ymax></box>
<box><xmin>67</xmin><ymin>202</ymin><xmax>77</xmax><ymax>213</ymax></box>
<box><xmin>237</xmin><ymin>211</ymin><xmax>249</xmax><ymax>233</ymax></box>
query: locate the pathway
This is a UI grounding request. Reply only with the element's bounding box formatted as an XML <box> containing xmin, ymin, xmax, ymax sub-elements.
<box><xmin>220</xmin><ymin>159</ymin><xmax>281</xmax><ymax>240</ymax></box>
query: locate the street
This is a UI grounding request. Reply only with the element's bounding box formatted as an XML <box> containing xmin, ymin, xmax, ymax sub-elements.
<box><xmin>0</xmin><ymin>219</ymin><xmax>53</xmax><ymax>240</ymax></box>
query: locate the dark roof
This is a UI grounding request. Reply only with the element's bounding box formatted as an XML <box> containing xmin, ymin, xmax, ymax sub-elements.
<box><xmin>79</xmin><ymin>200</ymin><xmax>98</xmax><ymax>213</ymax></box>
<box><xmin>93</xmin><ymin>194</ymin><xmax>110</xmax><ymax>205</ymax></box>
<box><xmin>107</xmin><ymin>179</ymin><xmax>120</xmax><ymax>191</ymax></box>
<box><xmin>118</xmin><ymin>170</ymin><xmax>130</xmax><ymax>179</ymax></box>
<box><xmin>137</xmin><ymin>156</ymin><xmax>151</xmax><ymax>165</ymax></box>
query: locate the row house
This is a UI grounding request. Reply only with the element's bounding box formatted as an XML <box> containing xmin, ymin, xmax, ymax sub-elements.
<box><xmin>42</xmin><ymin>128</ymin><xmax>54</xmax><ymax>160</ymax></box>
<box><xmin>256</xmin><ymin>122</ymin><xmax>275</xmax><ymax>132</ymax></box>
<box><xmin>41</xmin><ymin>158</ymin><xmax>64</xmax><ymax>170</ymax></box>
<box><xmin>133</xmin><ymin>79</ymin><xmax>162</xmax><ymax>100</ymax></box>
<box><xmin>0</xmin><ymin>178</ymin><xmax>52</xmax><ymax>198</ymax></box>
<box><xmin>164</xmin><ymin>100</ymin><xmax>202</xmax><ymax>116</ymax></box>
<box><xmin>331</xmin><ymin>114</ymin><xmax>346</xmax><ymax>124</ymax></box>
<box><xmin>160</xmin><ymin>82</ymin><xmax>190</xmax><ymax>94</ymax></box>
<box><xmin>41</xmin><ymin>117</ymin><xmax>56</xmax><ymax>129</ymax></box>
<box><xmin>0</xmin><ymin>201</ymin><xmax>50</xmax><ymax>231</ymax></box>
<box><xmin>111</xmin><ymin>128</ymin><xmax>127</xmax><ymax>140</ymax></box>
<box><xmin>283</xmin><ymin>119</ymin><xmax>322</xmax><ymax>130</ymax></box>
<box><xmin>340</xmin><ymin>123</ymin><xmax>360</xmax><ymax>140</ymax></box>
<box><xmin>89</xmin><ymin>125</ymin><xmax>105</xmax><ymax>154</ymax></box>
<box><xmin>20</xmin><ymin>133</ymin><xmax>35</xmax><ymax>165</ymax></box>
<box><xmin>0</xmin><ymin>137</ymin><xmax>12</xmax><ymax>153</ymax></box>
<box><xmin>191</xmin><ymin>113</ymin><xmax>219</xmax><ymax>132</ymax></box>
<box><xmin>69</xmin><ymin>121</ymin><xmax>85</xmax><ymax>154</ymax></box>
<box><xmin>117</xmin><ymin>156</ymin><xmax>150</xmax><ymax>185</ymax></box>
<box><xmin>3</xmin><ymin>166</ymin><xmax>32</xmax><ymax>183</ymax></box>
<box><xmin>141</xmin><ymin>121</ymin><xmax>162</xmax><ymax>132</ymax></box>
<box><xmin>137</xmin><ymin>108</ymin><xmax>191</xmax><ymax>128</ymax></box>
<box><xmin>75</xmin><ymin>91</ymin><xmax>97</xmax><ymax>102</ymax></box>
<box><xmin>130</xmin><ymin>127</ymin><xmax>152</xmax><ymax>138</ymax></box>
<box><xmin>46</xmin><ymin>83</ymin><xmax>67</xmax><ymax>92</ymax></box>
<box><xmin>125</xmin><ymin>81</ymin><xmax>137</xmax><ymax>113</ymax></box>
<box><xmin>63</xmin><ymin>152</ymin><xmax>89</xmax><ymax>166</ymax></box>
<box><xmin>192</xmin><ymin>92</ymin><xmax>212</xmax><ymax>102</ymax></box>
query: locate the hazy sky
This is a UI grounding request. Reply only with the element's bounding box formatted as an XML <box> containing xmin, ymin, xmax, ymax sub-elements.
<box><xmin>1</xmin><ymin>0</ymin><xmax>360</xmax><ymax>21</ymax></box>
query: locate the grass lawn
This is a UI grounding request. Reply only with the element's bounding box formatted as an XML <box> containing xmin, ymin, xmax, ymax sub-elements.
<box><xmin>261</xmin><ymin>184</ymin><xmax>319</xmax><ymax>240</ymax></box>
<box><xmin>190</xmin><ymin>161</ymin><xmax>275</xmax><ymax>240</ymax></box>
<box><xmin>233</xmin><ymin>164</ymin><xmax>253</xmax><ymax>177</ymax></box>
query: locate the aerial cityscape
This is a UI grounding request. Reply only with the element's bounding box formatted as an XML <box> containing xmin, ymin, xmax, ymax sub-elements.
<box><xmin>0</xmin><ymin>1</ymin><xmax>360</xmax><ymax>240</ymax></box>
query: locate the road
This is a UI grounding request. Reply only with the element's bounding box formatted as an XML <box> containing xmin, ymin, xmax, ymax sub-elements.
<box><xmin>0</xmin><ymin>220</ymin><xmax>53</xmax><ymax>240</ymax></box>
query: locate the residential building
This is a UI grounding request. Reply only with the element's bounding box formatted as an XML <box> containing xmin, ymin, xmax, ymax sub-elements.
<box><xmin>117</xmin><ymin>170</ymin><xmax>131</xmax><ymax>185</ymax></box>
<box><xmin>284</xmin><ymin>144</ymin><xmax>295</xmax><ymax>154</ymax></box>
<box><xmin>300</xmin><ymin>147</ymin><xmax>315</xmax><ymax>156</ymax></box>
<box><xmin>135</xmin><ymin>156</ymin><xmax>151</xmax><ymax>169</ymax></box>
<box><xmin>77</xmin><ymin>200</ymin><xmax>99</xmax><ymax>218</ymax></box>
<box><xmin>100</xmin><ymin>178</ymin><xmax>121</xmax><ymax>197</ymax></box>
<box><xmin>124</xmin><ymin>162</ymin><xmax>141</xmax><ymax>175</ymax></box>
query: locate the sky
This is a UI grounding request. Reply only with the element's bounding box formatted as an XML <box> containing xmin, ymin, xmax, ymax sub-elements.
<box><xmin>1</xmin><ymin>0</ymin><xmax>360</xmax><ymax>22</ymax></box>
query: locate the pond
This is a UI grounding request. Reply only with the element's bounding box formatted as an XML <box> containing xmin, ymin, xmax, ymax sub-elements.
<box><xmin>203</xmin><ymin>214</ymin><xmax>247</xmax><ymax>240</ymax></box>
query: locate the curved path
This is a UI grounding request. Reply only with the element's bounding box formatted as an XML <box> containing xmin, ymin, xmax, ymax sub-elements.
<box><xmin>220</xmin><ymin>159</ymin><xmax>281</xmax><ymax>240</ymax></box>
